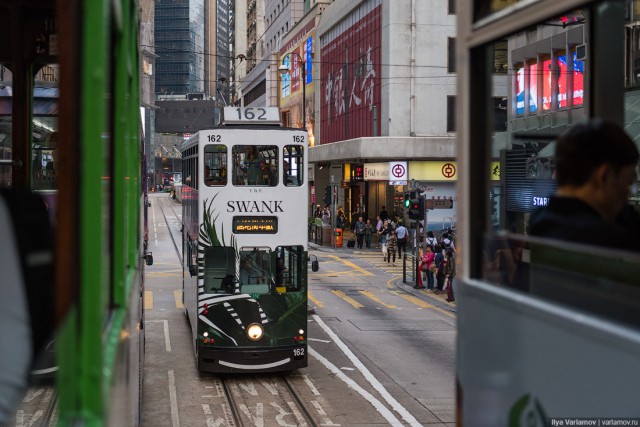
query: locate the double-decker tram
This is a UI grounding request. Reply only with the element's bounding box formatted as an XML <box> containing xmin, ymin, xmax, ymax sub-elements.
<box><xmin>456</xmin><ymin>0</ymin><xmax>640</xmax><ymax>423</ymax></box>
<box><xmin>180</xmin><ymin>107</ymin><xmax>309</xmax><ymax>373</ymax></box>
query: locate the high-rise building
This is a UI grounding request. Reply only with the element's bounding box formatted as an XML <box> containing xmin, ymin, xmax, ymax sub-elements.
<box><xmin>155</xmin><ymin>0</ymin><xmax>205</xmax><ymax>96</ymax></box>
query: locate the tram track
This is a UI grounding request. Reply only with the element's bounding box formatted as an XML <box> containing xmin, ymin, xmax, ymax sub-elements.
<box><xmin>7</xmin><ymin>385</ymin><xmax>57</xmax><ymax>427</ymax></box>
<box><xmin>219</xmin><ymin>374</ymin><xmax>318</xmax><ymax>427</ymax></box>
<box><xmin>156</xmin><ymin>195</ymin><xmax>183</xmax><ymax>265</ymax></box>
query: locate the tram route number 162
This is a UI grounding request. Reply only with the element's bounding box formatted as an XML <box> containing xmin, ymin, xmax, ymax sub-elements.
<box><xmin>293</xmin><ymin>347</ymin><xmax>305</xmax><ymax>358</ymax></box>
<box><xmin>224</xmin><ymin>106</ymin><xmax>280</xmax><ymax>123</ymax></box>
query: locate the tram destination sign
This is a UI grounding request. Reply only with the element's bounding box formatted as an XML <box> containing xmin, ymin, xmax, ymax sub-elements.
<box><xmin>222</xmin><ymin>107</ymin><xmax>281</xmax><ymax>124</ymax></box>
<box><xmin>233</xmin><ymin>216</ymin><xmax>278</xmax><ymax>234</ymax></box>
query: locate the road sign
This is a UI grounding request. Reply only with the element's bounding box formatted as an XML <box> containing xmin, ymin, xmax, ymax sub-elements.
<box><xmin>425</xmin><ymin>198</ymin><xmax>453</xmax><ymax>209</ymax></box>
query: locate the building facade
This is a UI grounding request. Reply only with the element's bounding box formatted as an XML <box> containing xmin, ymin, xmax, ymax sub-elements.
<box><xmin>303</xmin><ymin>0</ymin><xmax>465</xmax><ymax>230</ymax></box>
<box><xmin>155</xmin><ymin>0</ymin><xmax>205</xmax><ymax>96</ymax></box>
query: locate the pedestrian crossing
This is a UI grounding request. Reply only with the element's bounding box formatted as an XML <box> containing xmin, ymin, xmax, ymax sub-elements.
<box><xmin>310</xmin><ymin>288</ymin><xmax>455</xmax><ymax>318</ymax></box>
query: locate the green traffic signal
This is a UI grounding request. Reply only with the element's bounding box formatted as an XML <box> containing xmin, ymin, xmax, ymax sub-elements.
<box><xmin>404</xmin><ymin>192</ymin><xmax>411</xmax><ymax>208</ymax></box>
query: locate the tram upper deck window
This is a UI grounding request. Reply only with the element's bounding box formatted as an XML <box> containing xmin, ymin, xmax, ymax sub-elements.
<box><xmin>204</xmin><ymin>144</ymin><xmax>227</xmax><ymax>186</ymax></box>
<box><xmin>232</xmin><ymin>145</ymin><xmax>278</xmax><ymax>186</ymax></box>
<box><xmin>283</xmin><ymin>145</ymin><xmax>303</xmax><ymax>186</ymax></box>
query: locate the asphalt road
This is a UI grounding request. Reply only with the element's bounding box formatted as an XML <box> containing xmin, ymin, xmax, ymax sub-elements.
<box><xmin>141</xmin><ymin>193</ymin><xmax>456</xmax><ymax>426</ymax></box>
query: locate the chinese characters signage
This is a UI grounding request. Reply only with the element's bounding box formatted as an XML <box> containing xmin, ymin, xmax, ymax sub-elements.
<box><xmin>320</xmin><ymin>0</ymin><xmax>381</xmax><ymax>144</ymax></box>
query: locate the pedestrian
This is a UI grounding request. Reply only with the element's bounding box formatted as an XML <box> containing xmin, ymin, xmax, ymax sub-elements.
<box><xmin>375</xmin><ymin>216</ymin><xmax>383</xmax><ymax>248</ymax></box>
<box><xmin>336</xmin><ymin>207</ymin><xmax>347</xmax><ymax>229</ymax></box>
<box><xmin>395</xmin><ymin>221</ymin><xmax>408</xmax><ymax>259</ymax></box>
<box><xmin>322</xmin><ymin>205</ymin><xmax>331</xmax><ymax>224</ymax></box>
<box><xmin>418</xmin><ymin>245</ymin><xmax>436</xmax><ymax>290</ymax></box>
<box><xmin>387</xmin><ymin>230</ymin><xmax>398</xmax><ymax>266</ymax></box>
<box><xmin>354</xmin><ymin>216</ymin><xmax>366</xmax><ymax>249</ymax></box>
<box><xmin>379</xmin><ymin>205</ymin><xmax>389</xmax><ymax>222</ymax></box>
<box><xmin>313</xmin><ymin>204</ymin><xmax>322</xmax><ymax>219</ymax></box>
<box><xmin>425</xmin><ymin>230</ymin><xmax>438</xmax><ymax>249</ymax></box>
<box><xmin>379</xmin><ymin>220</ymin><xmax>391</xmax><ymax>261</ymax></box>
<box><xmin>443</xmin><ymin>249</ymin><xmax>456</xmax><ymax>302</ymax></box>
<box><xmin>364</xmin><ymin>219</ymin><xmax>374</xmax><ymax>249</ymax></box>
<box><xmin>441</xmin><ymin>232</ymin><xmax>456</xmax><ymax>253</ymax></box>
<box><xmin>529</xmin><ymin>118</ymin><xmax>640</xmax><ymax>251</ymax></box>
<box><xmin>434</xmin><ymin>243</ymin><xmax>446</xmax><ymax>292</ymax></box>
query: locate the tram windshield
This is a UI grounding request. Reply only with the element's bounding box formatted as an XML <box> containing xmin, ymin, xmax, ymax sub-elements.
<box><xmin>239</xmin><ymin>246</ymin><xmax>305</xmax><ymax>294</ymax></box>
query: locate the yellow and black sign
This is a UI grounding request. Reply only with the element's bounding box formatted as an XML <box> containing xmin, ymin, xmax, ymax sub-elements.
<box><xmin>232</xmin><ymin>216</ymin><xmax>278</xmax><ymax>234</ymax></box>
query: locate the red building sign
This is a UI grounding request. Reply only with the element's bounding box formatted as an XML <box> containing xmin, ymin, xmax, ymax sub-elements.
<box><xmin>320</xmin><ymin>1</ymin><xmax>381</xmax><ymax>144</ymax></box>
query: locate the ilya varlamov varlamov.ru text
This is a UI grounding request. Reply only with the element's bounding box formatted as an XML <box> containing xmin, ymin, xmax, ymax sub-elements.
<box><xmin>550</xmin><ymin>419</ymin><xmax>639</xmax><ymax>426</ymax></box>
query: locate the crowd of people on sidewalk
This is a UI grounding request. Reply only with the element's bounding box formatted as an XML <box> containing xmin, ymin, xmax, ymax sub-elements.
<box><xmin>313</xmin><ymin>202</ymin><xmax>458</xmax><ymax>302</ymax></box>
<box><xmin>416</xmin><ymin>228</ymin><xmax>457</xmax><ymax>302</ymax></box>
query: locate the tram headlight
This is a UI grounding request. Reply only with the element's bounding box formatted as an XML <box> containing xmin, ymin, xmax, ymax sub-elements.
<box><xmin>246</xmin><ymin>324</ymin><xmax>264</xmax><ymax>341</ymax></box>
<box><xmin>298</xmin><ymin>329</ymin><xmax>304</xmax><ymax>335</ymax></box>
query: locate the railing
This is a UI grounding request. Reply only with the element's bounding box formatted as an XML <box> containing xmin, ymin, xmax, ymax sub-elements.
<box><xmin>402</xmin><ymin>253</ymin><xmax>419</xmax><ymax>285</ymax></box>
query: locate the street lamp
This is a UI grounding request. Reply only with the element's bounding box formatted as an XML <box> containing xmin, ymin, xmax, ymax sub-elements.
<box><xmin>278</xmin><ymin>51</ymin><xmax>308</xmax><ymax>129</ymax></box>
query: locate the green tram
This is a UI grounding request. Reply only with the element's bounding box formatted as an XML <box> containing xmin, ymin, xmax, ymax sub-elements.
<box><xmin>1</xmin><ymin>0</ymin><xmax>146</xmax><ymax>425</ymax></box>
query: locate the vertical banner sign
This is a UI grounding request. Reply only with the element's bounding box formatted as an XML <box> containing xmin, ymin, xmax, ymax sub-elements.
<box><xmin>320</xmin><ymin>0</ymin><xmax>382</xmax><ymax>144</ymax></box>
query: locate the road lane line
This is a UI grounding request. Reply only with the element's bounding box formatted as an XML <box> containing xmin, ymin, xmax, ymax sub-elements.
<box><xmin>330</xmin><ymin>290</ymin><xmax>364</xmax><ymax>309</ymax></box>
<box><xmin>146</xmin><ymin>320</ymin><xmax>173</xmax><ymax>351</ymax></box>
<box><xmin>174</xmin><ymin>290</ymin><xmax>184</xmax><ymax>308</ymax></box>
<box><xmin>359</xmin><ymin>290</ymin><xmax>397</xmax><ymax>309</ymax></box>
<box><xmin>144</xmin><ymin>291</ymin><xmax>153</xmax><ymax>310</ymax></box>
<box><xmin>168</xmin><ymin>370</ymin><xmax>180</xmax><ymax>427</ymax></box>
<box><xmin>391</xmin><ymin>291</ymin><xmax>455</xmax><ymax>318</ymax></box>
<box><xmin>310</xmin><ymin>314</ymin><xmax>422</xmax><ymax>427</ymax></box>
<box><xmin>308</xmin><ymin>291</ymin><xmax>324</xmax><ymax>308</ymax></box>
<box><xmin>327</xmin><ymin>255</ymin><xmax>374</xmax><ymax>276</ymax></box>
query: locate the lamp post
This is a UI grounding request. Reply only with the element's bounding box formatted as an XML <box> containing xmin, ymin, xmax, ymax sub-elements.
<box><xmin>278</xmin><ymin>51</ymin><xmax>307</xmax><ymax>129</ymax></box>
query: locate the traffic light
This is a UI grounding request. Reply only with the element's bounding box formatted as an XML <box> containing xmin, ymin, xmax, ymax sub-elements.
<box><xmin>408</xmin><ymin>194</ymin><xmax>421</xmax><ymax>219</ymax></box>
<box><xmin>404</xmin><ymin>192</ymin><xmax>411</xmax><ymax>208</ymax></box>
<box><xmin>323</xmin><ymin>185</ymin><xmax>331</xmax><ymax>205</ymax></box>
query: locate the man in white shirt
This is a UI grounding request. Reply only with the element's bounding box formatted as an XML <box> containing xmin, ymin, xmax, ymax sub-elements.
<box><xmin>395</xmin><ymin>221</ymin><xmax>408</xmax><ymax>258</ymax></box>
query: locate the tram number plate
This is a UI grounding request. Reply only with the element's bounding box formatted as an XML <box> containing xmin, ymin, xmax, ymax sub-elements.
<box><xmin>293</xmin><ymin>347</ymin><xmax>305</xmax><ymax>359</ymax></box>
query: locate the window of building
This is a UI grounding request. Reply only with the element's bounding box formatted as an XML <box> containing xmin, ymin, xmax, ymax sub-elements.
<box><xmin>448</xmin><ymin>37</ymin><xmax>456</xmax><ymax>73</ymax></box>
<box><xmin>493</xmin><ymin>40</ymin><xmax>508</xmax><ymax>73</ymax></box>
<box><xmin>447</xmin><ymin>96</ymin><xmax>456</xmax><ymax>132</ymax></box>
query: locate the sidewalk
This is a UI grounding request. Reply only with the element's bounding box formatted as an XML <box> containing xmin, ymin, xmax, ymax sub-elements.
<box><xmin>309</xmin><ymin>230</ymin><xmax>458</xmax><ymax>309</ymax></box>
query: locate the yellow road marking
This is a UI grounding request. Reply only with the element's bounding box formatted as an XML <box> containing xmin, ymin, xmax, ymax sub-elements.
<box><xmin>391</xmin><ymin>291</ymin><xmax>455</xmax><ymax>318</ymax></box>
<box><xmin>359</xmin><ymin>290</ymin><xmax>397</xmax><ymax>309</ymax></box>
<box><xmin>144</xmin><ymin>291</ymin><xmax>153</xmax><ymax>310</ymax></box>
<box><xmin>393</xmin><ymin>291</ymin><xmax>433</xmax><ymax>308</ymax></box>
<box><xmin>327</xmin><ymin>255</ymin><xmax>374</xmax><ymax>276</ymax></box>
<box><xmin>174</xmin><ymin>290</ymin><xmax>184</xmax><ymax>309</ymax></box>
<box><xmin>146</xmin><ymin>271</ymin><xmax>182</xmax><ymax>277</ymax></box>
<box><xmin>386</xmin><ymin>278</ymin><xmax>396</xmax><ymax>289</ymax></box>
<box><xmin>308</xmin><ymin>291</ymin><xmax>324</xmax><ymax>308</ymax></box>
<box><xmin>331</xmin><ymin>290</ymin><xmax>364</xmax><ymax>309</ymax></box>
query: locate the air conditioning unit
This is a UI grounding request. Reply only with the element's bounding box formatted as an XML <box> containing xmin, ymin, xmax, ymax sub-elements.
<box><xmin>576</xmin><ymin>43</ymin><xmax>587</xmax><ymax>60</ymax></box>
